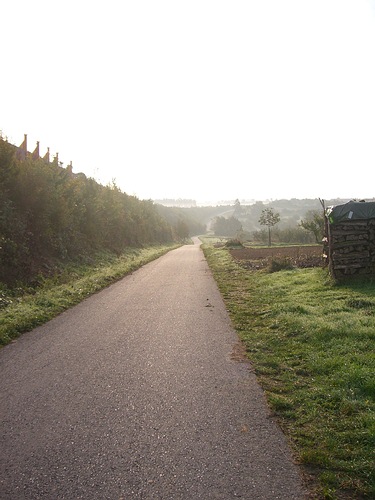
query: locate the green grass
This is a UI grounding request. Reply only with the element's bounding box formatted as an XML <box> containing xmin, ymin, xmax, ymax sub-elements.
<box><xmin>0</xmin><ymin>244</ymin><xmax>179</xmax><ymax>346</ymax></box>
<box><xmin>202</xmin><ymin>242</ymin><xmax>375</xmax><ymax>499</ymax></box>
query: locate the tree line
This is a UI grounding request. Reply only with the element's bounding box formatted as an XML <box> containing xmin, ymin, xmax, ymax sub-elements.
<box><xmin>0</xmin><ymin>138</ymin><xmax>195</xmax><ymax>285</ymax></box>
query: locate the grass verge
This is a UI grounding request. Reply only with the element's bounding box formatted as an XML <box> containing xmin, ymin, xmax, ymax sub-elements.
<box><xmin>202</xmin><ymin>242</ymin><xmax>375</xmax><ymax>499</ymax></box>
<box><xmin>0</xmin><ymin>244</ymin><xmax>179</xmax><ymax>346</ymax></box>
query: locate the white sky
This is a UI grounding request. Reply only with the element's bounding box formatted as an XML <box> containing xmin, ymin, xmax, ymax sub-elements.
<box><xmin>1</xmin><ymin>0</ymin><xmax>375</xmax><ymax>204</ymax></box>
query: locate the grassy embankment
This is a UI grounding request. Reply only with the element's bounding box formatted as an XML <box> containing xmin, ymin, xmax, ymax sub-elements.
<box><xmin>0</xmin><ymin>244</ymin><xmax>179</xmax><ymax>346</ymax></box>
<box><xmin>202</xmin><ymin>240</ymin><xmax>374</xmax><ymax>499</ymax></box>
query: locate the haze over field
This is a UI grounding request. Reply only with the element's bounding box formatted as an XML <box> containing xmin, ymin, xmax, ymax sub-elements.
<box><xmin>2</xmin><ymin>0</ymin><xmax>375</xmax><ymax>204</ymax></box>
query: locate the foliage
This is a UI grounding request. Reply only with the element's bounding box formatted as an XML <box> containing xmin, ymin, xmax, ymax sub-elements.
<box><xmin>235</xmin><ymin>198</ymin><xmax>365</xmax><ymax>234</ymax></box>
<box><xmin>212</xmin><ymin>215</ymin><xmax>243</xmax><ymax>237</ymax></box>
<box><xmin>224</xmin><ymin>239</ymin><xmax>244</xmax><ymax>249</ymax></box>
<box><xmin>259</xmin><ymin>207</ymin><xmax>280</xmax><ymax>227</ymax></box>
<box><xmin>202</xmin><ymin>241</ymin><xmax>375</xmax><ymax>499</ymax></box>
<box><xmin>155</xmin><ymin>198</ymin><xmax>375</xmax><ymax>241</ymax></box>
<box><xmin>252</xmin><ymin>226</ymin><xmax>316</xmax><ymax>245</ymax></box>
<box><xmin>0</xmin><ymin>138</ymin><xmax>175</xmax><ymax>285</ymax></box>
<box><xmin>156</xmin><ymin>204</ymin><xmax>206</xmax><ymax>238</ymax></box>
<box><xmin>155</xmin><ymin>199</ymin><xmax>367</xmax><ymax>244</ymax></box>
<box><xmin>233</xmin><ymin>198</ymin><xmax>243</xmax><ymax>217</ymax></box>
<box><xmin>300</xmin><ymin>209</ymin><xmax>325</xmax><ymax>243</ymax></box>
<box><xmin>259</xmin><ymin>207</ymin><xmax>280</xmax><ymax>246</ymax></box>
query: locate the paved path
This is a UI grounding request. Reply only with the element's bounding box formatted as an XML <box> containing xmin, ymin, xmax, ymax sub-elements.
<box><xmin>0</xmin><ymin>239</ymin><xmax>307</xmax><ymax>499</ymax></box>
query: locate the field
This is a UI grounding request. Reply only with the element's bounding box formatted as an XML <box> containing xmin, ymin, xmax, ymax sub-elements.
<box><xmin>228</xmin><ymin>245</ymin><xmax>323</xmax><ymax>270</ymax></box>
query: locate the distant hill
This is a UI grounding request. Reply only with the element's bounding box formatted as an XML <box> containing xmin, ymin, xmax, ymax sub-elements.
<box><xmin>167</xmin><ymin>198</ymin><xmax>375</xmax><ymax>234</ymax></box>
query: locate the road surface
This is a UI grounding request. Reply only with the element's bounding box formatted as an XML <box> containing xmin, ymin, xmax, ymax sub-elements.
<box><xmin>0</xmin><ymin>239</ymin><xmax>307</xmax><ymax>499</ymax></box>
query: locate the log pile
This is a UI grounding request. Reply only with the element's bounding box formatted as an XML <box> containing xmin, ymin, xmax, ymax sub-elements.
<box><xmin>327</xmin><ymin>219</ymin><xmax>375</xmax><ymax>280</ymax></box>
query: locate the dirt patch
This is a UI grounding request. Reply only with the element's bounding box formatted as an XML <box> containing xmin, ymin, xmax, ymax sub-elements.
<box><xmin>229</xmin><ymin>245</ymin><xmax>323</xmax><ymax>270</ymax></box>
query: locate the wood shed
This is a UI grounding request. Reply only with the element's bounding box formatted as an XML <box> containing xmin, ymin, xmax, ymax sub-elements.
<box><xmin>325</xmin><ymin>201</ymin><xmax>375</xmax><ymax>280</ymax></box>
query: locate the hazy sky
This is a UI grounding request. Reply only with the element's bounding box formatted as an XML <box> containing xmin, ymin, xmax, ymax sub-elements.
<box><xmin>2</xmin><ymin>0</ymin><xmax>375</xmax><ymax>204</ymax></box>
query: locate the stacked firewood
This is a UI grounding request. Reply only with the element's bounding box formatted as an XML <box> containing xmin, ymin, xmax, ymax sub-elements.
<box><xmin>327</xmin><ymin>219</ymin><xmax>375</xmax><ymax>279</ymax></box>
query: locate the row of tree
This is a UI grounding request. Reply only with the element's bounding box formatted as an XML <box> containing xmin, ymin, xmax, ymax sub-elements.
<box><xmin>0</xmin><ymin>138</ymin><xmax>196</xmax><ymax>285</ymax></box>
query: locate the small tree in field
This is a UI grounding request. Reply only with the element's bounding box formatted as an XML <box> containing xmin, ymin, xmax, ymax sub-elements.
<box><xmin>259</xmin><ymin>207</ymin><xmax>280</xmax><ymax>246</ymax></box>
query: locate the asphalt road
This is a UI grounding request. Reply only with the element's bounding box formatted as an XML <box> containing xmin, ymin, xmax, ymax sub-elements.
<box><xmin>0</xmin><ymin>239</ymin><xmax>307</xmax><ymax>499</ymax></box>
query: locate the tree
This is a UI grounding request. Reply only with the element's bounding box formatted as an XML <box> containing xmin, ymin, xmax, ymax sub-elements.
<box><xmin>0</xmin><ymin>137</ymin><xmax>178</xmax><ymax>284</ymax></box>
<box><xmin>175</xmin><ymin>218</ymin><xmax>190</xmax><ymax>240</ymax></box>
<box><xmin>259</xmin><ymin>207</ymin><xmax>280</xmax><ymax>246</ymax></box>
<box><xmin>233</xmin><ymin>199</ymin><xmax>243</xmax><ymax>217</ymax></box>
<box><xmin>212</xmin><ymin>216</ymin><xmax>243</xmax><ymax>237</ymax></box>
<box><xmin>299</xmin><ymin>210</ymin><xmax>325</xmax><ymax>243</ymax></box>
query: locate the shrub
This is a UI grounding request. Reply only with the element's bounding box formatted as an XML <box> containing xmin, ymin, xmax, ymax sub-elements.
<box><xmin>225</xmin><ymin>239</ymin><xmax>244</xmax><ymax>249</ymax></box>
<box><xmin>268</xmin><ymin>257</ymin><xmax>294</xmax><ymax>272</ymax></box>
